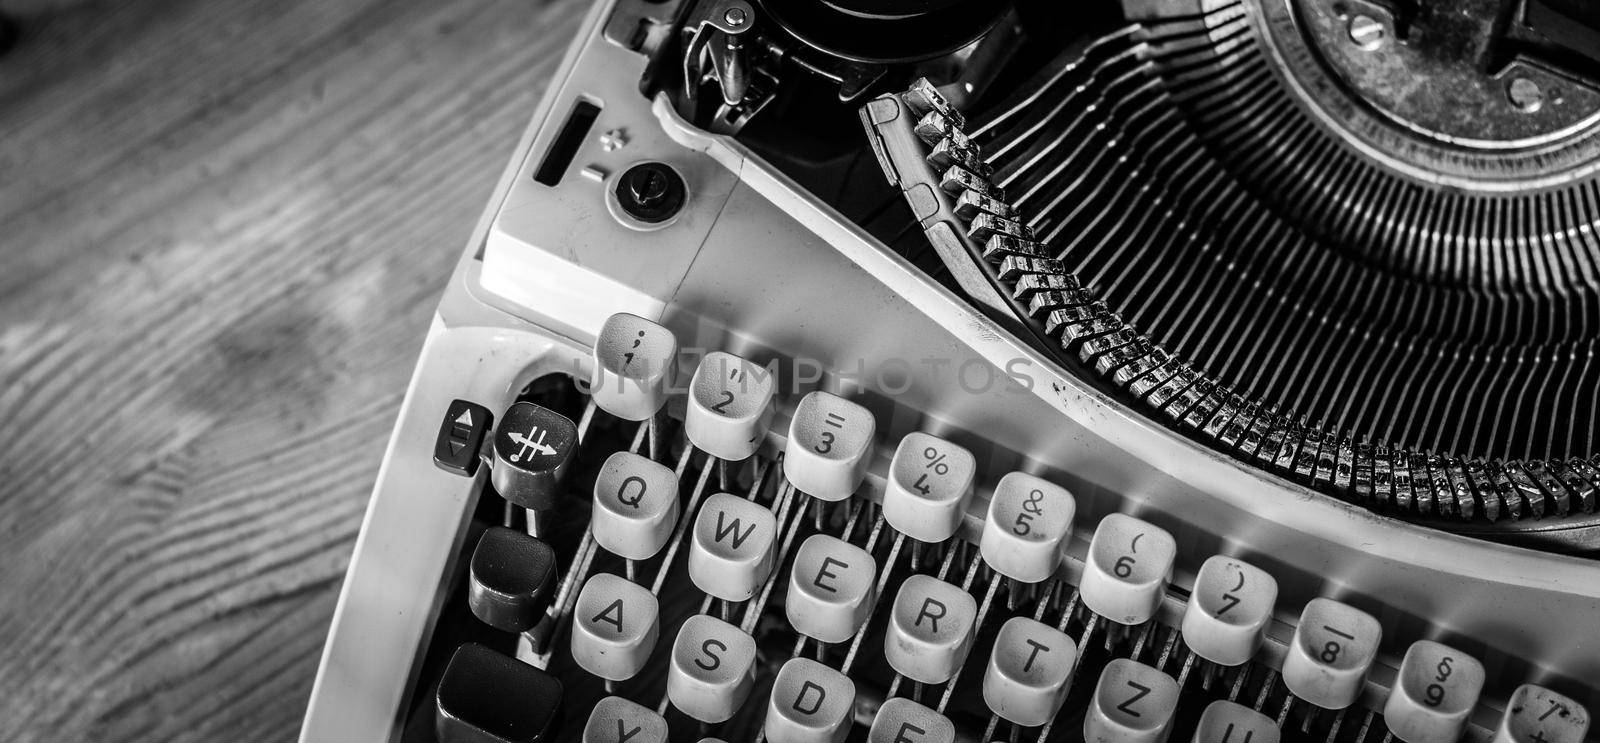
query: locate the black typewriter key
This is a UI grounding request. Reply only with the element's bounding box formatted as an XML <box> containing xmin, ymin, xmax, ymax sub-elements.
<box><xmin>468</xmin><ymin>526</ymin><xmax>557</xmax><ymax>633</ymax></box>
<box><xmin>435</xmin><ymin>399</ymin><xmax>493</xmax><ymax>476</ymax></box>
<box><xmin>491</xmin><ymin>402</ymin><xmax>578</xmax><ymax>511</ymax></box>
<box><xmin>436</xmin><ymin>643</ymin><xmax>563</xmax><ymax>743</ymax></box>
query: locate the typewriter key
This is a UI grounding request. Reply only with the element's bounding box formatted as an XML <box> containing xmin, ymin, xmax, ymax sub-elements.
<box><xmin>980</xmin><ymin>472</ymin><xmax>1075</xmax><ymax>584</ymax></box>
<box><xmin>1085</xmin><ymin>659</ymin><xmax>1180</xmax><ymax>743</ymax></box>
<box><xmin>764</xmin><ymin>657</ymin><xmax>856</xmax><ymax>743</ymax></box>
<box><xmin>1384</xmin><ymin>641</ymin><xmax>1484</xmax><ymax>743</ymax></box>
<box><xmin>467</xmin><ymin>527</ymin><xmax>557</xmax><ymax>634</ymax></box>
<box><xmin>1181</xmin><ymin>556</ymin><xmax>1277</xmax><ymax>668</ymax></box>
<box><xmin>667</xmin><ymin>615</ymin><xmax>757</xmax><ymax>724</ymax></box>
<box><xmin>1282</xmin><ymin>599</ymin><xmax>1381</xmax><ymax>710</ymax></box>
<box><xmin>982</xmin><ymin>616</ymin><xmax>1078</xmax><ymax>726</ymax></box>
<box><xmin>1080</xmin><ymin>514</ymin><xmax>1175</xmax><ymax>626</ymax></box>
<box><xmin>1192</xmin><ymin>700</ymin><xmax>1280</xmax><ymax>743</ymax></box>
<box><xmin>884</xmin><ymin>574</ymin><xmax>977</xmax><ymax>684</ymax></box>
<box><xmin>784</xmin><ymin>391</ymin><xmax>876</xmax><ymax>501</ymax></box>
<box><xmin>435</xmin><ymin>643</ymin><xmax>563</xmax><ymax>743</ymax></box>
<box><xmin>867</xmin><ymin>698</ymin><xmax>954</xmax><ymax>743</ymax></box>
<box><xmin>570</xmin><ymin>573</ymin><xmax>660</xmax><ymax>682</ymax></box>
<box><xmin>581</xmin><ymin>697</ymin><xmax>667</xmax><ymax>743</ymax></box>
<box><xmin>1493</xmin><ymin>685</ymin><xmax>1590</xmax><ymax>743</ymax></box>
<box><xmin>491</xmin><ymin>402</ymin><xmax>577</xmax><ymax>512</ymax></box>
<box><xmin>591</xmin><ymin>312</ymin><xmax>678</xmax><ymax>422</ymax></box>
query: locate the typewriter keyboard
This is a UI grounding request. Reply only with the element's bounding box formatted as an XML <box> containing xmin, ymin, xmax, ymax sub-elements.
<box><xmin>415</xmin><ymin>312</ymin><xmax>1592</xmax><ymax>743</ymax></box>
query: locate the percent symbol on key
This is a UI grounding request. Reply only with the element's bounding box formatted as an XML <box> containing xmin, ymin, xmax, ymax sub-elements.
<box><xmin>923</xmin><ymin>447</ymin><xmax>949</xmax><ymax>475</ymax></box>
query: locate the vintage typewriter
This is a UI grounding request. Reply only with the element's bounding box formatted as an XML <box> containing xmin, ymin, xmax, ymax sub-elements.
<box><xmin>300</xmin><ymin>0</ymin><xmax>1600</xmax><ymax>742</ymax></box>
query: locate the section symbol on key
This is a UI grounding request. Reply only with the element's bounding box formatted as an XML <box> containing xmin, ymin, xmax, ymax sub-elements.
<box><xmin>1384</xmin><ymin>641</ymin><xmax>1485</xmax><ymax>743</ymax></box>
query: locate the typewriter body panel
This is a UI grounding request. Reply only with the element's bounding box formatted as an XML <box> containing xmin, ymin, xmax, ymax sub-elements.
<box><xmin>302</xmin><ymin>1</ymin><xmax>1600</xmax><ymax>742</ymax></box>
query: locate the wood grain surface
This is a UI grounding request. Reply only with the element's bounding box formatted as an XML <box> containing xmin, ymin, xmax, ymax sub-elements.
<box><xmin>0</xmin><ymin>0</ymin><xmax>583</xmax><ymax>739</ymax></box>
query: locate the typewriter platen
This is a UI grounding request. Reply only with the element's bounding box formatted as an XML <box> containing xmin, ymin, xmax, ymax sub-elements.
<box><xmin>301</xmin><ymin>1</ymin><xmax>1600</xmax><ymax>742</ymax></box>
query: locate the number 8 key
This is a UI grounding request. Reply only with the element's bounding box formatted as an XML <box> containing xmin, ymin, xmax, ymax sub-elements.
<box><xmin>1282</xmin><ymin>598</ymin><xmax>1382</xmax><ymax>710</ymax></box>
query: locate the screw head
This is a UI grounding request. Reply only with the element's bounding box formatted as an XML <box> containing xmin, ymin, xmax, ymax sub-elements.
<box><xmin>1347</xmin><ymin>14</ymin><xmax>1386</xmax><ymax>50</ymax></box>
<box><xmin>1507</xmin><ymin>77</ymin><xmax>1544</xmax><ymax>113</ymax></box>
<box><xmin>723</xmin><ymin>6</ymin><xmax>747</xmax><ymax>27</ymax></box>
<box><xmin>627</xmin><ymin>168</ymin><xmax>669</xmax><ymax>207</ymax></box>
<box><xmin>614</xmin><ymin>162</ymin><xmax>686</xmax><ymax>224</ymax></box>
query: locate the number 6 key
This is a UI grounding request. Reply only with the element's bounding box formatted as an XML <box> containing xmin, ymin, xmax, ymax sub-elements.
<box><xmin>1282</xmin><ymin>598</ymin><xmax>1382</xmax><ymax>710</ymax></box>
<box><xmin>1080</xmin><ymin>514</ymin><xmax>1176</xmax><ymax>626</ymax></box>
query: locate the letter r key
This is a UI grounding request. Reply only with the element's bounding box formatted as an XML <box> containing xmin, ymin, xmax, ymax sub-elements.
<box><xmin>884</xmin><ymin>575</ymin><xmax>977</xmax><ymax>684</ymax></box>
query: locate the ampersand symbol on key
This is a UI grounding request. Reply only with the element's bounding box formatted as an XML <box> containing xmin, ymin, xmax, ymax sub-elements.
<box><xmin>1022</xmin><ymin>488</ymin><xmax>1046</xmax><ymax>516</ymax></box>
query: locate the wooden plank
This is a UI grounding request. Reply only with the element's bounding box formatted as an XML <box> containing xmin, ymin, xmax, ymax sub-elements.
<box><xmin>0</xmin><ymin>0</ymin><xmax>586</xmax><ymax>739</ymax></box>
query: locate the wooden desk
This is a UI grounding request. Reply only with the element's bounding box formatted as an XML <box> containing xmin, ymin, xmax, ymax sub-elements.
<box><xmin>0</xmin><ymin>0</ymin><xmax>582</xmax><ymax>738</ymax></box>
